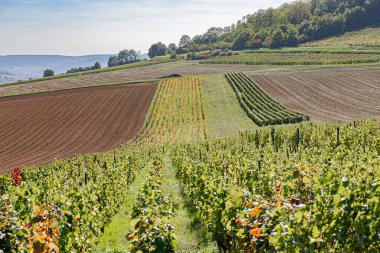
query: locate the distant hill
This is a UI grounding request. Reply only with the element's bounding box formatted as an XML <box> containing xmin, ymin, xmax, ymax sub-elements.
<box><xmin>302</xmin><ymin>27</ymin><xmax>380</xmax><ymax>47</ymax></box>
<box><xmin>0</xmin><ymin>54</ymin><xmax>148</xmax><ymax>84</ymax></box>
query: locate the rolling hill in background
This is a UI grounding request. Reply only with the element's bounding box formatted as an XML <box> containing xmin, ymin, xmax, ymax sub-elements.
<box><xmin>0</xmin><ymin>54</ymin><xmax>148</xmax><ymax>84</ymax></box>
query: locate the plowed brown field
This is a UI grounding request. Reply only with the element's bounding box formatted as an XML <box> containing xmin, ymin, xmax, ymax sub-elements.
<box><xmin>251</xmin><ymin>66</ymin><xmax>380</xmax><ymax>122</ymax></box>
<box><xmin>0</xmin><ymin>83</ymin><xmax>156</xmax><ymax>174</ymax></box>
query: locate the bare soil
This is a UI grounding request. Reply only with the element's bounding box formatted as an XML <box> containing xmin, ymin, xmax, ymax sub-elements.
<box><xmin>0</xmin><ymin>83</ymin><xmax>157</xmax><ymax>174</ymax></box>
<box><xmin>251</xmin><ymin>66</ymin><xmax>380</xmax><ymax>122</ymax></box>
<box><xmin>0</xmin><ymin>61</ymin><xmax>277</xmax><ymax>97</ymax></box>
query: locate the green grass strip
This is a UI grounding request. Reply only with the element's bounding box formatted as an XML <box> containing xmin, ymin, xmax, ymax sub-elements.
<box><xmin>95</xmin><ymin>162</ymin><xmax>152</xmax><ymax>253</ymax></box>
<box><xmin>162</xmin><ymin>154</ymin><xmax>218</xmax><ymax>253</ymax></box>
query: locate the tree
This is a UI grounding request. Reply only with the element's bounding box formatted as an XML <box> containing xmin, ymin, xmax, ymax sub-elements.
<box><xmin>167</xmin><ymin>43</ymin><xmax>178</xmax><ymax>53</ymax></box>
<box><xmin>170</xmin><ymin>51</ymin><xmax>178</xmax><ymax>59</ymax></box>
<box><xmin>108</xmin><ymin>56</ymin><xmax>118</xmax><ymax>67</ymax></box>
<box><xmin>148</xmin><ymin>42</ymin><xmax>167</xmax><ymax>58</ymax></box>
<box><xmin>107</xmin><ymin>49</ymin><xmax>140</xmax><ymax>67</ymax></box>
<box><xmin>247</xmin><ymin>33</ymin><xmax>265</xmax><ymax>49</ymax></box>
<box><xmin>265</xmin><ymin>28</ymin><xmax>284</xmax><ymax>48</ymax></box>
<box><xmin>43</xmin><ymin>69</ymin><xmax>54</xmax><ymax>77</ymax></box>
<box><xmin>232</xmin><ymin>32</ymin><xmax>250</xmax><ymax>50</ymax></box>
<box><xmin>94</xmin><ymin>62</ymin><xmax>101</xmax><ymax>69</ymax></box>
<box><xmin>177</xmin><ymin>0</ymin><xmax>380</xmax><ymax>52</ymax></box>
<box><xmin>179</xmin><ymin>35</ymin><xmax>191</xmax><ymax>48</ymax></box>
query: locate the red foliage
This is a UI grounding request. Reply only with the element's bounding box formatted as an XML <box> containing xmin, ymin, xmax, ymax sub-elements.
<box><xmin>11</xmin><ymin>167</ymin><xmax>22</xmax><ymax>186</ymax></box>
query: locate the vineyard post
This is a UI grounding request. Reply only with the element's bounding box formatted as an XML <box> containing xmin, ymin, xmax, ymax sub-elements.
<box><xmin>271</xmin><ymin>128</ymin><xmax>275</xmax><ymax>149</ymax></box>
<box><xmin>296</xmin><ymin>128</ymin><xmax>300</xmax><ymax>150</ymax></box>
<box><xmin>337</xmin><ymin>127</ymin><xmax>340</xmax><ymax>146</ymax></box>
<box><xmin>85</xmin><ymin>172</ymin><xmax>88</xmax><ymax>185</ymax></box>
<box><xmin>258</xmin><ymin>144</ymin><xmax>264</xmax><ymax>170</ymax></box>
<box><xmin>199</xmin><ymin>149</ymin><xmax>202</xmax><ymax>160</ymax></box>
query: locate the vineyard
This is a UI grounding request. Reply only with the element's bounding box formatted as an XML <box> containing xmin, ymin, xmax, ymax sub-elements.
<box><xmin>225</xmin><ymin>72</ymin><xmax>308</xmax><ymax>126</ymax></box>
<box><xmin>201</xmin><ymin>53</ymin><xmax>380</xmax><ymax>65</ymax></box>
<box><xmin>1</xmin><ymin>119</ymin><xmax>379</xmax><ymax>252</ymax></box>
<box><xmin>302</xmin><ymin>27</ymin><xmax>380</xmax><ymax>47</ymax></box>
<box><xmin>0</xmin><ymin>144</ymin><xmax>158</xmax><ymax>252</ymax></box>
<box><xmin>127</xmin><ymin>159</ymin><xmax>177</xmax><ymax>252</ymax></box>
<box><xmin>172</xmin><ymin>120</ymin><xmax>380</xmax><ymax>252</ymax></box>
<box><xmin>141</xmin><ymin>77</ymin><xmax>207</xmax><ymax>143</ymax></box>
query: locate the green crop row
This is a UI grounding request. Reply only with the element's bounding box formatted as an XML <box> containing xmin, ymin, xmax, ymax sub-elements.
<box><xmin>201</xmin><ymin>53</ymin><xmax>380</xmax><ymax>65</ymax></box>
<box><xmin>171</xmin><ymin>120</ymin><xmax>380</xmax><ymax>252</ymax></box>
<box><xmin>226</xmin><ymin>72</ymin><xmax>308</xmax><ymax>126</ymax></box>
<box><xmin>0</xmin><ymin>145</ymin><xmax>158</xmax><ymax>252</ymax></box>
<box><xmin>127</xmin><ymin>159</ymin><xmax>177</xmax><ymax>252</ymax></box>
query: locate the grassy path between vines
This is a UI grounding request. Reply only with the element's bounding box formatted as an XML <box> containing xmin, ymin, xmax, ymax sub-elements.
<box><xmin>163</xmin><ymin>153</ymin><xmax>218</xmax><ymax>253</ymax></box>
<box><xmin>96</xmin><ymin>162</ymin><xmax>152</xmax><ymax>252</ymax></box>
<box><xmin>202</xmin><ymin>74</ymin><xmax>257</xmax><ymax>139</ymax></box>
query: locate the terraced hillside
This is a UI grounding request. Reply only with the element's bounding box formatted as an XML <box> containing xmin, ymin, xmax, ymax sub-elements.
<box><xmin>0</xmin><ymin>83</ymin><xmax>156</xmax><ymax>173</ymax></box>
<box><xmin>251</xmin><ymin>66</ymin><xmax>380</xmax><ymax>122</ymax></box>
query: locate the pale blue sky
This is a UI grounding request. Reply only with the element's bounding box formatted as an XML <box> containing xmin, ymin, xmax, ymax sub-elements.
<box><xmin>0</xmin><ymin>0</ymin><xmax>289</xmax><ymax>55</ymax></box>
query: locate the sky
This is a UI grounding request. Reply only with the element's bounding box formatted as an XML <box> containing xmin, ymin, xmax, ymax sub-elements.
<box><xmin>0</xmin><ymin>0</ymin><xmax>290</xmax><ymax>56</ymax></box>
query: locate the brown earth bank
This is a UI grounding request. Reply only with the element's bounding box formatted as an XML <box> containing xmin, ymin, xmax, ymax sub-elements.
<box><xmin>0</xmin><ymin>83</ymin><xmax>157</xmax><ymax>174</ymax></box>
<box><xmin>250</xmin><ymin>66</ymin><xmax>380</xmax><ymax>122</ymax></box>
<box><xmin>0</xmin><ymin>61</ymin><xmax>278</xmax><ymax>97</ymax></box>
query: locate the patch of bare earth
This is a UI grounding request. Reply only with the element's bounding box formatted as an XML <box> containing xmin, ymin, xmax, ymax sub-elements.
<box><xmin>0</xmin><ymin>83</ymin><xmax>157</xmax><ymax>174</ymax></box>
<box><xmin>251</xmin><ymin>66</ymin><xmax>380</xmax><ymax>122</ymax></box>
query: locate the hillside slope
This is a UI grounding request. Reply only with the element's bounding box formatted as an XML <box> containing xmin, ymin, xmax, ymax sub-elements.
<box><xmin>251</xmin><ymin>66</ymin><xmax>380</xmax><ymax>122</ymax></box>
<box><xmin>0</xmin><ymin>61</ymin><xmax>278</xmax><ymax>98</ymax></box>
<box><xmin>303</xmin><ymin>27</ymin><xmax>380</xmax><ymax>47</ymax></box>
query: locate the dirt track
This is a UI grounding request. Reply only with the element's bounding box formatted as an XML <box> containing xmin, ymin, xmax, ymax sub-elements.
<box><xmin>251</xmin><ymin>66</ymin><xmax>380</xmax><ymax>122</ymax></box>
<box><xmin>0</xmin><ymin>83</ymin><xmax>156</xmax><ymax>174</ymax></box>
<box><xmin>0</xmin><ymin>61</ymin><xmax>277</xmax><ymax>97</ymax></box>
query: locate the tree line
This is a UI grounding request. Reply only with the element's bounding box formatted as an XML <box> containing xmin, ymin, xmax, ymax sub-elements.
<box><xmin>147</xmin><ymin>0</ymin><xmax>380</xmax><ymax>57</ymax></box>
<box><xmin>107</xmin><ymin>49</ymin><xmax>142</xmax><ymax>67</ymax></box>
<box><xmin>66</xmin><ymin>62</ymin><xmax>101</xmax><ymax>74</ymax></box>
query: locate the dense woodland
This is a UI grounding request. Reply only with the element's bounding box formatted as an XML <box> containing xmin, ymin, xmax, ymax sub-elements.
<box><xmin>148</xmin><ymin>0</ymin><xmax>380</xmax><ymax>56</ymax></box>
<box><xmin>194</xmin><ymin>0</ymin><xmax>380</xmax><ymax>50</ymax></box>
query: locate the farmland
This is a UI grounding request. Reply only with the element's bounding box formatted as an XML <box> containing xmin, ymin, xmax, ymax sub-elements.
<box><xmin>0</xmin><ymin>61</ymin><xmax>279</xmax><ymax>98</ymax></box>
<box><xmin>302</xmin><ymin>27</ymin><xmax>380</xmax><ymax>47</ymax></box>
<box><xmin>201</xmin><ymin>74</ymin><xmax>258</xmax><ymax>138</ymax></box>
<box><xmin>173</xmin><ymin>120</ymin><xmax>380</xmax><ymax>252</ymax></box>
<box><xmin>141</xmin><ymin>77</ymin><xmax>207</xmax><ymax>143</ymax></box>
<box><xmin>2</xmin><ymin>119</ymin><xmax>379</xmax><ymax>252</ymax></box>
<box><xmin>201</xmin><ymin>52</ymin><xmax>380</xmax><ymax>65</ymax></box>
<box><xmin>2</xmin><ymin>0</ymin><xmax>380</xmax><ymax>251</ymax></box>
<box><xmin>225</xmin><ymin>72</ymin><xmax>308</xmax><ymax>126</ymax></box>
<box><xmin>0</xmin><ymin>83</ymin><xmax>156</xmax><ymax>173</ymax></box>
<box><xmin>251</xmin><ymin>66</ymin><xmax>380</xmax><ymax>122</ymax></box>
<box><xmin>1</xmin><ymin>36</ymin><xmax>380</xmax><ymax>253</ymax></box>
